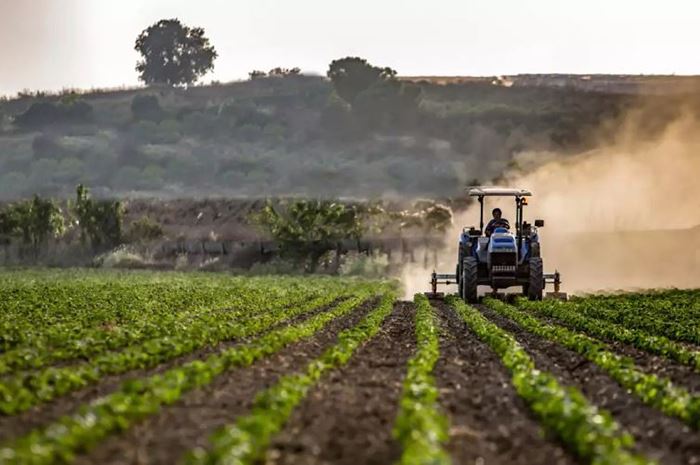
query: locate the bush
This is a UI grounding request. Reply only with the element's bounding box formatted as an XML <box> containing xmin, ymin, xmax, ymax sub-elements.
<box><xmin>339</xmin><ymin>252</ymin><xmax>390</xmax><ymax>278</ymax></box>
<box><xmin>248</xmin><ymin>257</ymin><xmax>301</xmax><ymax>275</ymax></box>
<box><xmin>73</xmin><ymin>184</ymin><xmax>123</xmax><ymax>250</ymax></box>
<box><xmin>125</xmin><ymin>216</ymin><xmax>164</xmax><ymax>243</ymax></box>
<box><xmin>0</xmin><ymin>195</ymin><xmax>65</xmax><ymax>254</ymax></box>
<box><xmin>131</xmin><ymin>95</ymin><xmax>164</xmax><ymax>122</ymax></box>
<box><xmin>95</xmin><ymin>245</ymin><xmax>146</xmax><ymax>268</ymax></box>
<box><xmin>14</xmin><ymin>100</ymin><xmax>93</xmax><ymax>130</ymax></box>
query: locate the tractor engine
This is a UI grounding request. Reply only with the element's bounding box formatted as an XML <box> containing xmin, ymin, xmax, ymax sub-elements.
<box><xmin>486</xmin><ymin>228</ymin><xmax>518</xmax><ymax>276</ymax></box>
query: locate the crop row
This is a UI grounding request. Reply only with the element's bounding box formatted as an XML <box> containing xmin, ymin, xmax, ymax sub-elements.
<box><xmin>487</xmin><ymin>299</ymin><xmax>700</xmax><ymax>429</ymax></box>
<box><xmin>0</xmin><ymin>273</ymin><xmax>359</xmax><ymax>372</ymax></box>
<box><xmin>0</xmin><ymin>283</ymin><xmax>368</xmax><ymax>415</ymax></box>
<box><xmin>518</xmin><ymin>298</ymin><xmax>700</xmax><ymax>371</ymax></box>
<box><xmin>0</xmin><ymin>285</ymin><xmax>327</xmax><ymax>376</ymax></box>
<box><xmin>184</xmin><ymin>292</ymin><xmax>396</xmax><ymax>465</ymax></box>
<box><xmin>0</xmin><ymin>272</ymin><xmax>265</xmax><ymax>348</ymax></box>
<box><xmin>392</xmin><ymin>294</ymin><xmax>450</xmax><ymax>465</ymax></box>
<box><xmin>0</xmin><ymin>290</ymin><xmax>383</xmax><ymax>464</ymax></box>
<box><xmin>571</xmin><ymin>290</ymin><xmax>700</xmax><ymax>345</ymax></box>
<box><xmin>449</xmin><ymin>297</ymin><xmax>652</xmax><ymax>465</ymax></box>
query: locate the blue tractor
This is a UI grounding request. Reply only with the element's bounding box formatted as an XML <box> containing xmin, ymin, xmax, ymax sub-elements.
<box><xmin>428</xmin><ymin>187</ymin><xmax>565</xmax><ymax>302</ymax></box>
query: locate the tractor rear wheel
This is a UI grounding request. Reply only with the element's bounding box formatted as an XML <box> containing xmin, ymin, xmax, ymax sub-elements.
<box><xmin>461</xmin><ymin>257</ymin><xmax>478</xmax><ymax>304</ymax></box>
<box><xmin>527</xmin><ymin>257</ymin><xmax>544</xmax><ymax>301</ymax></box>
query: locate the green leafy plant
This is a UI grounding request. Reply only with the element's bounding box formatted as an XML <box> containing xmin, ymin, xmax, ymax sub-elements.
<box><xmin>518</xmin><ymin>298</ymin><xmax>700</xmax><ymax>371</ymax></box>
<box><xmin>0</xmin><ymin>195</ymin><xmax>65</xmax><ymax>256</ymax></box>
<box><xmin>393</xmin><ymin>294</ymin><xmax>451</xmax><ymax>465</ymax></box>
<box><xmin>0</xmin><ymin>277</ymin><xmax>373</xmax><ymax>414</ymax></box>
<box><xmin>252</xmin><ymin>199</ymin><xmax>365</xmax><ymax>272</ymax></box>
<box><xmin>184</xmin><ymin>292</ymin><xmax>396</xmax><ymax>465</ymax></box>
<box><xmin>486</xmin><ymin>298</ymin><xmax>700</xmax><ymax>430</ymax></box>
<box><xmin>124</xmin><ymin>216</ymin><xmax>164</xmax><ymax>243</ymax></box>
<box><xmin>450</xmin><ymin>297</ymin><xmax>653</xmax><ymax>465</ymax></box>
<box><xmin>72</xmin><ymin>184</ymin><xmax>123</xmax><ymax>250</ymax></box>
<box><xmin>0</xmin><ymin>286</ymin><xmax>387</xmax><ymax>464</ymax></box>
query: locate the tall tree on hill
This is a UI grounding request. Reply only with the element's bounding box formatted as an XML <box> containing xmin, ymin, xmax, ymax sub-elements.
<box><xmin>135</xmin><ymin>19</ymin><xmax>217</xmax><ymax>86</ymax></box>
<box><xmin>327</xmin><ymin>57</ymin><xmax>397</xmax><ymax>105</ymax></box>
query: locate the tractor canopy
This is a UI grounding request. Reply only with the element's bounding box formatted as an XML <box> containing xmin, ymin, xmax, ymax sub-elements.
<box><xmin>467</xmin><ymin>187</ymin><xmax>532</xmax><ymax>197</ymax></box>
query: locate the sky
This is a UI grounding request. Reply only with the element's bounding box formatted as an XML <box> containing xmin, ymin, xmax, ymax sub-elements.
<box><xmin>1</xmin><ymin>0</ymin><xmax>699</xmax><ymax>96</ymax></box>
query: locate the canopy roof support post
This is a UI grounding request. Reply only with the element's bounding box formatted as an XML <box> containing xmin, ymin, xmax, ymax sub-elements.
<box><xmin>478</xmin><ymin>196</ymin><xmax>484</xmax><ymax>232</ymax></box>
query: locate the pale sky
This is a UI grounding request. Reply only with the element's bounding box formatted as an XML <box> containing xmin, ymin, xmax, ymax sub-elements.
<box><xmin>1</xmin><ymin>0</ymin><xmax>699</xmax><ymax>96</ymax></box>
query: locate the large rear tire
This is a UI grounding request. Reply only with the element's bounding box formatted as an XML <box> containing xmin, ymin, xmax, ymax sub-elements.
<box><xmin>527</xmin><ymin>257</ymin><xmax>544</xmax><ymax>301</ymax></box>
<box><xmin>461</xmin><ymin>257</ymin><xmax>478</xmax><ymax>304</ymax></box>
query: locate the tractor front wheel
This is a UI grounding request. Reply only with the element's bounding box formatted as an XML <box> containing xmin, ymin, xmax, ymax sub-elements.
<box><xmin>527</xmin><ymin>257</ymin><xmax>544</xmax><ymax>301</ymax></box>
<box><xmin>461</xmin><ymin>257</ymin><xmax>478</xmax><ymax>303</ymax></box>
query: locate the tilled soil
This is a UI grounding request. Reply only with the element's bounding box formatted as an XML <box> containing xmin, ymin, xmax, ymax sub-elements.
<box><xmin>265</xmin><ymin>302</ymin><xmax>416</xmax><ymax>465</ymax></box>
<box><xmin>536</xmin><ymin>313</ymin><xmax>700</xmax><ymax>394</ymax></box>
<box><xmin>602</xmin><ymin>340</ymin><xmax>700</xmax><ymax>395</ymax></box>
<box><xmin>0</xmin><ymin>300</ymin><xmax>339</xmax><ymax>441</ymax></box>
<box><xmin>479</xmin><ymin>304</ymin><xmax>700</xmax><ymax>465</ymax></box>
<box><xmin>72</xmin><ymin>298</ymin><xmax>378</xmax><ymax>465</ymax></box>
<box><xmin>433</xmin><ymin>301</ymin><xmax>575</xmax><ymax>465</ymax></box>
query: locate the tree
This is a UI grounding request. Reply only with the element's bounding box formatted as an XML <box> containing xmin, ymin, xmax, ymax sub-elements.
<box><xmin>73</xmin><ymin>184</ymin><xmax>123</xmax><ymax>250</ymax></box>
<box><xmin>253</xmin><ymin>200</ymin><xmax>365</xmax><ymax>272</ymax></box>
<box><xmin>135</xmin><ymin>19</ymin><xmax>217</xmax><ymax>86</ymax></box>
<box><xmin>0</xmin><ymin>196</ymin><xmax>65</xmax><ymax>256</ymax></box>
<box><xmin>327</xmin><ymin>57</ymin><xmax>396</xmax><ymax>105</ymax></box>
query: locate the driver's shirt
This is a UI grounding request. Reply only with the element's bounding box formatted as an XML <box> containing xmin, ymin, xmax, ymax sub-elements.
<box><xmin>485</xmin><ymin>218</ymin><xmax>510</xmax><ymax>236</ymax></box>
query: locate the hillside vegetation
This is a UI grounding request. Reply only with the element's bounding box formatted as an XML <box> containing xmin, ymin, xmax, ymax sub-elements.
<box><xmin>1</xmin><ymin>72</ymin><xmax>698</xmax><ymax>200</ymax></box>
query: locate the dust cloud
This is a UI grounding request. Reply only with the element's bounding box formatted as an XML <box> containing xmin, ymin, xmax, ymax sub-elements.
<box><xmin>400</xmin><ymin>111</ymin><xmax>700</xmax><ymax>298</ymax></box>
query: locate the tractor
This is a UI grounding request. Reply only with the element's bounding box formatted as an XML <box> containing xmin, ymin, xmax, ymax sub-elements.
<box><xmin>427</xmin><ymin>187</ymin><xmax>566</xmax><ymax>302</ymax></box>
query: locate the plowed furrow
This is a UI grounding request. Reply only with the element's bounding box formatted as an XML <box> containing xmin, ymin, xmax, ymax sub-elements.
<box><xmin>478</xmin><ymin>304</ymin><xmax>700</xmax><ymax>465</ymax></box>
<box><xmin>0</xmin><ymin>300</ymin><xmax>337</xmax><ymax>441</ymax></box>
<box><xmin>265</xmin><ymin>302</ymin><xmax>415</xmax><ymax>465</ymax></box>
<box><xmin>433</xmin><ymin>301</ymin><xmax>575</xmax><ymax>465</ymax></box>
<box><xmin>71</xmin><ymin>299</ymin><xmax>376</xmax><ymax>465</ymax></box>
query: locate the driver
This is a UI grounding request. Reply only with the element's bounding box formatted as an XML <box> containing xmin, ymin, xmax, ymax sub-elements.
<box><xmin>485</xmin><ymin>208</ymin><xmax>510</xmax><ymax>237</ymax></box>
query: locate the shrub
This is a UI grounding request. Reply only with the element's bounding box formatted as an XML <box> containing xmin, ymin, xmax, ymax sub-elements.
<box><xmin>14</xmin><ymin>100</ymin><xmax>93</xmax><ymax>130</ymax></box>
<box><xmin>130</xmin><ymin>95</ymin><xmax>164</xmax><ymax>122</ymax></box>
<box><xmin>0</xmin><ymin>195</ymin><xmax>65</xmax><ymax>254</ymax></box>
<box><xmin>124</xmin><ymin>216</ymin><xmax>164</xmax><ymax>243</ymax></box>
<box><xmin>72</xmin><ymin>184</ymin><xmax>123</xmax><ymax>250</ymax></box>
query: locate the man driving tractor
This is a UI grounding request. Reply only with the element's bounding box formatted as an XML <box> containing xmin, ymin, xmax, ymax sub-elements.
<box><xmin>485</xmin><ymin>207</ymin><xmax>510</xmax><ymax>237</ymax></box>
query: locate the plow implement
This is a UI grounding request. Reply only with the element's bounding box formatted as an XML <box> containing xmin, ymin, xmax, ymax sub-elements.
<box><xmin>425</xmin><ymin>270</ymin><xmax>566</xmax><ymax>300</ymax></box>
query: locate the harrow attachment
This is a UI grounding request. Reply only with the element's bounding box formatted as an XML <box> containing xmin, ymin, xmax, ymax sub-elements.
<box><xmin>424</xmin><ymin>272</ymin><xmax>456</xmax><ymax>299</ymax></box>
<box><xmin>425</xmin><ymin>270</ymin><xmax>567</xmax><ymax>301</ymax></box>
<box><xmin>544</xmin><ymin>271</ymin><xmax>567</xmax><ymax>300</ymax></box>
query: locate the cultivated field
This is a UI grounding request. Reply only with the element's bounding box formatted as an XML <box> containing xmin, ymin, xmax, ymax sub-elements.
<box><xmin>0</xmin><ymin>270</ymin><xmax>699</xmax><ymax>464</ymax></box>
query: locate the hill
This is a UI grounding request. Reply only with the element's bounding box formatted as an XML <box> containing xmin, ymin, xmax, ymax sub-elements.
<box><xmin>0</xmin><ymin>74</ymin><xmax>698</xmax><ymax>201</ymax></box>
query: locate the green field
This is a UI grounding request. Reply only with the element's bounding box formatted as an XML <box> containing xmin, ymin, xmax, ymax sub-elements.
<box><xmin>0</xmin><ymin>270</ymin><xmax>699</xmax><ymax>464</ymax></box>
